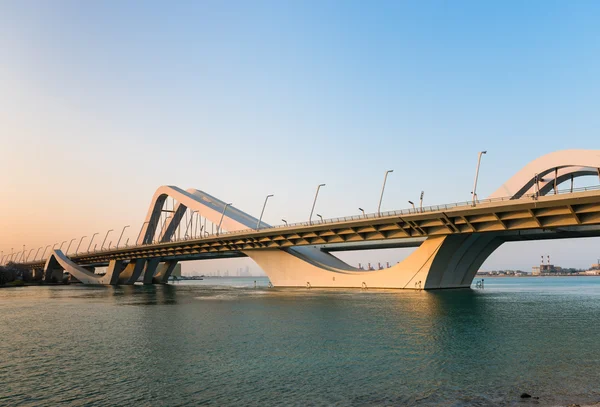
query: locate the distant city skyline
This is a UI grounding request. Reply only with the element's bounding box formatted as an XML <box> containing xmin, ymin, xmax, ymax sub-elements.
<box><xmin>1</xmin><ymin>1</ymin><xmax>599</xmax><ymax>274</ymax></box>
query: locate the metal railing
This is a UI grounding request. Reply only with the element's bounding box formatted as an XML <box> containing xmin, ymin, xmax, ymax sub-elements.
<box><xmin>16</xmin><ymin>183</ymin><xmax>600</xmax><ymax>264</ymax></box>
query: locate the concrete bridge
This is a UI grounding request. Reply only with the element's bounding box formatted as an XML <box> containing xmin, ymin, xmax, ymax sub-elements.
<box><xmin>8</xmin><ymin>149</ymin><xmax>600</xmax><ymax>289</ymax></box>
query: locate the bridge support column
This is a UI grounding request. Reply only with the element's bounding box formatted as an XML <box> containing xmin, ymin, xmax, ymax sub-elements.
<box><xmin>118</xmin><ymin>260</ymin><xmax>147</xmax><ymax>284</ymax></box>
<box><xmin>143</xmin><ymin>258</ymin><xmax>161</xmax><ymax>285</ymax></box>
<box><xmin>44</xmin><ymin>265</ymin><xmax>64</xmax><ymax>283</ymax></box>
<box><xmin>101</xmin><ymin>260</ymin><xmax>125</xmax><ymax>285</ymax></box>
<box><xmin>153</xmin><ymin>261</ymin><xmax>178</xmax><ymax>284</ymax></box>
<box><xmin>31</xmin><ymin>269</ymin><xmax>44</xmax><ymax>281</ymax></box>
<box><xmin>244</xmin><ymin>233</ymin><xmax>506</xmax><ymax>290</ymax></box>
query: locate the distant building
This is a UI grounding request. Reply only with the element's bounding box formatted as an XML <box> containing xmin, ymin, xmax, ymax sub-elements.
<box><xmin>532</xmin><ymin>266</ymin><xmax>541</xmax><ymax>276</ymax></box>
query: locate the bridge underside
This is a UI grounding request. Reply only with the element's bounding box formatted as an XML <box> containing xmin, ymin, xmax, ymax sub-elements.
<box><xmin>38</xmin><ymin>226</ymin><xmax>600</xmax><ymax>289</ymax></box>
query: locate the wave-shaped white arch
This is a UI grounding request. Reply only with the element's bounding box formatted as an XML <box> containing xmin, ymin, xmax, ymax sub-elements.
<box><xmin>489</xmin><ymin>149</ymin><xmax>600</xmax><ymax>199</ymax></box>
<box><xmin>43</xmin><ymin>250</ymin><xmax>122</xmax><ymax>284</ymax></box>
<box><xmin>137</xmin><ymin>186</ymin><xmax>265</xmax><ymax>245</ymax></box>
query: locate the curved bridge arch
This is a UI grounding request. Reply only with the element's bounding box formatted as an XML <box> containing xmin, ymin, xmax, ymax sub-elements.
<box><xmin>43</xmin><ymin>250</ymin><xmax>123</xmax><ymax>285</ymax></box>
<box><xmin>490</xmin><ymin>149</ymin><xmax>600</xmax><ymax>199</ymax></box>
<box><xmin>138</xmin><ymin>186</ymin><xmax>265</xmax><ymax>245</ymax></box>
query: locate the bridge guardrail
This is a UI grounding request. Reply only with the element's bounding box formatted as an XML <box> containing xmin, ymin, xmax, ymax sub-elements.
<box><xmin>12</xmin><ymin>184</ymin><xmax>600</xmax><ymax>264</ymax></box>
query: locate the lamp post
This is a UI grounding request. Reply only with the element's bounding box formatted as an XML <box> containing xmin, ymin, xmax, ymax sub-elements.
<box><xmin>136</xmin><ymin>221</ymin><xmax>150</xmax><ymax>245</ymax></box>
<box><xmin>217</xmin><ymin>203</ymin><xmax>232</xmax><ymax>236</ymax></box>
<box><xmin>34</xmin><ymin>247</ymin><xmax>42</xmax><ymax>261</ymax></box>
<box><xmin>101</xmin><ymin>230</ymin><xmax>113</xmax><ymax>250</ymax></box>
<box><xmin>378</xmin><ymin>169</ymin><xmax>394</xmax><ymax>216</ymax></box>
<box><xmin>282</xmin><ymin>219</ymin><xmax>288</xmax><ymax>226</ymax></box>
<box><xmin>184</xmin><ymin>211</ymin><xmax>197</xmax><ymax>239</ymax></box>
<box><xmin>52</xmin><ymin>243</ymin><xmax>58</xmax><ymax>251</ymax></box>
<box><xmin>75</xmin><ymin>236</ymin><xmax>86</xmax><ymax>254</ymax></box>
<box><xmin>117</xmin><ymin>225</ymin><xmax>130</xmax><ymax>248</ymax></box>
<box><xmin>358</xmin><ymin>208</ymin><xmax>365</xmax><ymax>218</ymax></box>
<box><xmin>26</xmin><ymin>248</ymin><xmax>34</xmax><ymax>261</ymax></box>
<box><xmin>41</xmin><ymin>245</ymin><xmax>50</xmax><ymax>259</ymax></box>
<box><xmin>87</xmin><ymin>233</ymin><xmax>99</xmax><ymax>253</ymax></box>
<box><xmin>59</xmin><ymin>241</ymin><xmax>67</xmax><ymax>251</ymax></box>
<box><xmin>65</xmin><ymin>239</ymin><xmax>76</xmax><ymax>255</ymax></box>
<box><xmin>419</xmin><ymin>191</ymin><xmax>424</xmax><ymax>213</ymax></box>
<box><xmin>471</xmin><ymin>151</ymin><xmax>487</xmax><ymax>205</ymax></box>
<box><xmin>309</xmin><ymin>184</ymin><xmax>326</xmax><ymax>225</ymax></box>
<box><xmin>257</xmin><ymin>194</ymin><xmax>274</xmax><ymax>230</ymax></box>
<box><xmin>408</xmin><ymin>200</ymin><xmax>415</xmax><ymax>211</ymax></box>
<box><xmin>317</xmin><ymin>214</ymin><xmax>323</xmax><ymax>222</ymax></box>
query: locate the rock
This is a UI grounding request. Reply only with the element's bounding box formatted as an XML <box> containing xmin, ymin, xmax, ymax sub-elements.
<box><xmin>520</xmin><ymin>393</ymin><xmax>532</xmax><ymax>398</ymax></box>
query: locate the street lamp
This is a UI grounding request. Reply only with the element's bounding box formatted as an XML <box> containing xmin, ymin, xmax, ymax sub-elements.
<box><xmin>185</xmin><ymin>211</ymin><xmax>198</xmax><ymax>238</ymax></box>
<box><xmin>158</xmin><ymin>215</ymin><xmax>171</xmax><ymax>242</ymax></box>
<box><xmin>117</xmin><ymin>225</ymin><xmax>130</xmax><ymax>248</ymax></box>
<box><xmin>41</xmin><ymin>245</ymin><xmax>50</xmax><ymax>259</ymax></box>
<box><xmin>217</xmin><ymin>203</ymin><xmax>232</xmax><ymax>236</ymax></box>
<box><xmin>378</xmin><ymin>169</ymin><xmax>394</xmax><ymax>216</ymax></box>
<box><xmin>59</xmin><ymin>241</ymin><xmax>67</xmax><ymax>251</ymax></box>
<box><xmin>358</xmin><ymin>208</ymin><xmax>365</xmax><ymax>218</ymax></box>
<box><xmin>136</xmin><ymin>221</ymin><xmax>150</xmax><ymax>245</ymax></box>
<box><xmin>317</xmin><ymin>214</ymin><xmax>323</xmax><ymax>222</ymax></box>
<box><xmin>408</xmin><ymin>200</ymin><xmax>415</xmax><ymax>210</ymax></box>
<box><xmin>34</xmin><ymin>247</ymin><xmax>42</xmax><ymax>261</ymax></box>
<box><xmin>75</xmin><ymin>236</ymin><xmax>86</xmax><ymax>254</ymax></box>
<box><xmin>65</xmin><ymin>239</ymin><xmax>76</xmax><ymax>255</ymax></box>
<box><xmin>419</xmin><ymin>191</ymin><xmax>424</xmax><ymax>213</ymax></box>
<box><xmin>471</xmin><ymin>151</ymin><xmax>487</xmax><ymax>205</ymax></box>
<box><xmin>87</xmin><ymin>233</ymin><xmax>99</xmax><ymax>253</ymax></box>
<box><xmin>309</xmin><ymin>184</ymin><xmax>326</xmax><ymax>225</ymax></box>
<box><xmin>26</xmin><ymin>248</ymin><xmax>34</xmax><ymax>261</ymax></box>
<box><xmin>282</xmin><ymin>219</ymin><xmax>288</xmax><ymax>226</ymax></box>
<box><xmin>101</xmin><ymin>230</ymin><xmax>113</xmax><ymax>250</ymax></box>
<box><xmin>257</xmin><ymin>194</ymin><xmax>274</xmax><ymax>230</ymax></box>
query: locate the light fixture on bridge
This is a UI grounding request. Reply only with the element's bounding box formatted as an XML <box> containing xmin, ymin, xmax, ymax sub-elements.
<box><xmin>257</xmin><ymin>194</ymin><xmax>274</xmax><ymax>230</ymax></box>
<box><xmin>101</xmin><ymin>230</ymin><xmax>113</xmax><ymax>251</ymax></box>
<box><xmin>217</xmin><ymin>203</ymin><xmax>232</xmax><ymax>236</ymax></box>
<box><xmin>75</xmin><ymin>236</ymin><xmax>87</xmax><ymax>255</ymax></box>
<box><xmin>359</xmin><ymin>207</ymin><xmax>365</xmax><ymax>218</ymax></box>
<box><xmin>65</xmin><ymin>239</ymin><xmax>76</xmax><ymax>255</ymax></box>
<box><xmin>117</xmin><ymin>225</ymin><xmax>130</xmax><ymax>248</ymax></box>
<box><xmin>309</xmin><ymin>184</ymin><xmax>326</xmax><ymax>225</ymax></box>
<box><xmin>282</xmin><ymin>219</ymin><xmax>288</xmax><ymax>226</ymax></box>
<box><xmin>317</xmin><ymin>214</ymin><xmax>323</xmax><ymax>222</ymax></box>
<box><xmin>378</xmin><ymin>170</ymin><xmax>394</xmax><ymax>216</ymax></box>
<box><xmin>87</xmin><ymin>233</ymin><xmax>99</xmax><ymax>253</ymax></box>
<box><xmin>408</xmin><ymin>200</ymin><xmax>415</xmax><ymax>211</ymax></box>
<box><xmin>472</xmin><ymin>151</ymin><xmax>487</xmax><ymax>206</ymax></box>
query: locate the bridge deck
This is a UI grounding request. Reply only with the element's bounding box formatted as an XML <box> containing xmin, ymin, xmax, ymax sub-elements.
<box><xmin>23</xmin><ymin>188</ymin><xmax>600</xmax><ymax>268</ymax></box>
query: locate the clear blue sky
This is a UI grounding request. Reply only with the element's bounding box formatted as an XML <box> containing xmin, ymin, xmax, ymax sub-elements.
<box><xmin>1</xmin><ymin>1</ymin><xmax>599</xmax><ymax>273</ymax></box>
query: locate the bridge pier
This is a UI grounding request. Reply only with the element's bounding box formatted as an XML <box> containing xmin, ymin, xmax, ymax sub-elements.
<box><xmin>153</xmin><ymin>261</ymin><xmax>178</xmax><ymax>284</ymax></box>
<box><xmin>118</xmin><ymin>260</ymin><xmax>147</xmax><ymax>284</ymax></box>
<box><xmin>143</xmin><ymin>258</ymin><xmax>161</xmax><ymax>285</ymax></box>
<box><xmin>104</xmin><ymin>260</ymin><xmax>125</xmax><ymax>285</ymax></box>
<box><xmin>243</xmin><ymin>233</ymin><xmax>507</xmax><ymax>290</ymax></box>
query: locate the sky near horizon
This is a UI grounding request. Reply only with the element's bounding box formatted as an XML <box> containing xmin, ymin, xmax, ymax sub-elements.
<box><xmin>1</xmin><ymin>1</ymin><xmax>600</xmax><ymax>274</ymax></box>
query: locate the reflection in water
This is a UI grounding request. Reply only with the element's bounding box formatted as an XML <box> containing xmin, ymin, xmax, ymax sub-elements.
<box><xmin>1</xmin><ymin>277</ymin><xmax>600</xmax><ymax>406</ymax></box>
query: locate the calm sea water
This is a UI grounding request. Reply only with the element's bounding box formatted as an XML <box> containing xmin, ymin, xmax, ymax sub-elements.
<box><xmin>1</xmin><ymin>276</ymin><xmax>600</xmax><ymax>406</ymax></box>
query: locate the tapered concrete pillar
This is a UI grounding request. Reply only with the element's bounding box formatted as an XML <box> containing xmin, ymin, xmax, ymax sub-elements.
<box><xmin>103</xmin><ymin>260</ymin><xmax>125</xmax><ymax>285</ymax></box>
<box><xmin>153</xmin><ymin>261</ymin><xmax>178</xmax><ymax>284</ymax></box>
<box><xmin>143</xmin><ymin>258</ymin><xmax>161</xmax><ymax>285</ymax></box>
<box><xmin>118</xmin><ymin>260</ymin><xmax>147</xmax><ymax>284</ymax></box>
